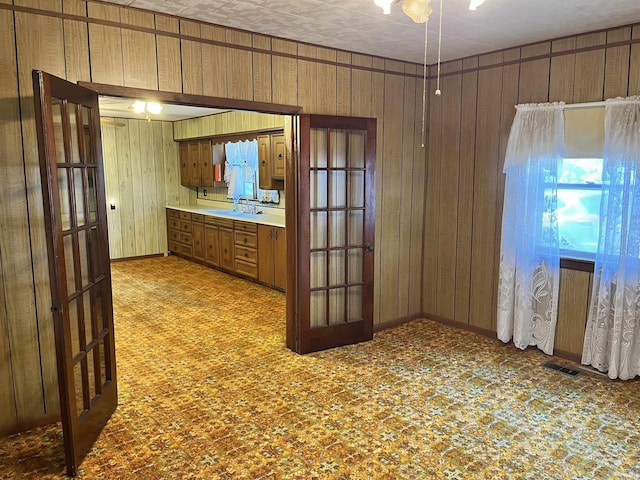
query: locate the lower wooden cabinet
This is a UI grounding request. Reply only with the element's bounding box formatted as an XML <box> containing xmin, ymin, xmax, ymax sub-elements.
<box><xmin>167</xmin><ymin>208</ymin><xmax>285</xmax><ymax>290</ymax></box>
<box><xmin>258</xmin><ymin>225</ymin><xmax>286</xmax><ymax>291</ymax></box>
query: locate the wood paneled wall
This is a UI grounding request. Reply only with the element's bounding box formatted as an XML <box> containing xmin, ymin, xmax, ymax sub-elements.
<box><xmin>101</xmin><ymin>118</ymin><xmax>191</xmax><ymax>259</ymax></box>
<box><xmin>422</xmin><ymin>24</ymin><xmax>640</xmax><ymax>359</ymax></box>
<box><xmin>0</xmin><ymin>0</ymin><xmax>425</xmax><ymax>433</ymax></box>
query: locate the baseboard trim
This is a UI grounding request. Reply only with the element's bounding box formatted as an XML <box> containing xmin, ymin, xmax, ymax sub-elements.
<box><xmin>110</xmin><ymin>253</ymin><xmax>165</xmax><ymax>263</ymax></box>
<box><xmin>374</xmin><ymin>313</ymin><xmax>423</xmax><ymax>332</ymax></box>
<box><xmin>0</xmin><ymin>413</ymin><xmax>60</xmax><ymax>437</ymax></box>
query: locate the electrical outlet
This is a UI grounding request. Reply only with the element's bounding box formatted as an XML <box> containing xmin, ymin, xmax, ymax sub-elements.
<box><xmin>203</xmin><ymin>189</ymin><xmax>207</xmax><ymax>197</ymax></box>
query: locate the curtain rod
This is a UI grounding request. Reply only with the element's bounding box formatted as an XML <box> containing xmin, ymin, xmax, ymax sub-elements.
<box><xmin>563</xmin><ymin>101</ymin><xmax>605</xmax><ymax>110</ymax></box>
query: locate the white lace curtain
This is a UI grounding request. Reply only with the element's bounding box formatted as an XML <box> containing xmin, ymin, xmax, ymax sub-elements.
<box><xmin>497</xmin><ymin>102</ymin><xmax>565</xmax><ymax>355</ymax></box>
<box><xmin>582</xmin><ymin>96</ymin><xmax>640</xmax><ymax>380</ymax></box>
<box><xmin>224</xmin><ymin>139</ymin><xmax>258</xmax><ymax>199</ymax></box>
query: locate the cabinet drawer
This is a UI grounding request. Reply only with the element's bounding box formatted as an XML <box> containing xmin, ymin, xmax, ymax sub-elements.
<box><xmin>180</xmin><ymin>232</ymin><xmax>192</xmax><ymax>245</ymax></box>
<box><xmin>235</xmin><ymin>245</ymin><xmax>257</xmax><ymax>264</ymax></box>
<box><xmin>192</xmin><ymin>213</ymin><xmax>205</xmax><ymax>223</ymax></box>
<box><xmin>235</xmin><ymin>221</ymin><xmax>257</xmax><ymax>233</ymax></box>
<box><xmin>179</xmin><ymin>211</ymin><xmax>192</xmax><ymax>220</ymax></box>
<box><xmin>168</xmin><ymin>240</ymin><xmax>180</xmax><ymax>253</ymax></box>
<box><xmin>178</xmin><ymin>243</ymin><xmax>192</xmax><ymax>257</ymax></box>
<box><xmin>235</xmin><ymin>231</ymin><xmax>257</xmax><ymax>248</ymax></box>
<box><xmin>179</xmin><ymin>220</ymin><xmax>192</xmax><ymax>233</ymax></box>
<box><xmin>206</xmin><ymin>216</ymin><xmax>234</xmax><ymax>229</ymax></box>
<box><xmin>168</xmin><ymin>229</ymin><xmax>181</xmax><ymax>242</ymax></box>
<box><xmin>168</xmin><ymin>217</ymin><xmax>180</xmax><ymax>230</ymax></box>
<box><xmin>235</xmin><ymin>259</ymin><xmax>258</xmax><ymax>279</ymax></box>
<box><xmin>167</xmin><ymin>209</ymin><xmax>180</xmax><ymax>218</ymax></box>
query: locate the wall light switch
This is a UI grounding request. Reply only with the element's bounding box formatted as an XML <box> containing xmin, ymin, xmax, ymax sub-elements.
<box><xmin>203</xmin><ymin>189</ymin><xmax>208</xmax><ymax>196</ymax></box>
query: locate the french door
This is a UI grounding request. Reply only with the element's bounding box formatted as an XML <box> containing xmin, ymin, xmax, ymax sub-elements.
<box><xmin>287</xmin><ymin>115</ymin><xmax>376</xmax><ymax>353</ymax></box>
<box><xmin>33</xmin><ymin>71</ymin><xmax>117</xmax><ymax>477</ymax></box>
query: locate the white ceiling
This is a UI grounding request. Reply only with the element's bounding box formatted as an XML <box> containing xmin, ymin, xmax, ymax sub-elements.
<box><xmin>101</xmin><ymin>0</ymin><xmax>640</xmax><ymax>64</ymax></box>
<box><xmin>98</xmin><ymin>96</ymin><xmax>228</xmax><ymax>121</ymax></box>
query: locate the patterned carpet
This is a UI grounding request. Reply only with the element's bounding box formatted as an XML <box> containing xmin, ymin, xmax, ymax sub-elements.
<box><xmin>0</xmin><ymin>256</ymin><xmax>638</xmax><ymax>479</ymax></box>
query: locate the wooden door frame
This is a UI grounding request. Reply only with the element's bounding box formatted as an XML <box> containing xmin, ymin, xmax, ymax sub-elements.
<box><xmin>78</xmin><ymin>82</ymin><xmax>304</xmax><ymax>348</ymax></box>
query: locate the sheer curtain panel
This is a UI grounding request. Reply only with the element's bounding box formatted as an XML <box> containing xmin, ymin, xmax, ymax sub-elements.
<box><xmin>582</xmin><ymin>96</ymin><xmax>640</xmax><ymax>380</ymax></box>
<box><xmin>497</xmin><ymin>102</ymin><xmax>565</xmax><ymax>355</ymax></box>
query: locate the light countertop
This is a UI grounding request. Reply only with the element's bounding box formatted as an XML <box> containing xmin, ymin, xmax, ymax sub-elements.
<box><xmin>166</xmin><ymin>204</ymin><xmax>285</xmax><ymax>228</ymax></box>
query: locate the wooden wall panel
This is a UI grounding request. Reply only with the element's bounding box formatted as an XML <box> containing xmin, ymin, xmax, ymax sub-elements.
<box><xmin>604</xmin><ymin>27</ymin><xmax>632</xmax><ymax>98</ymax></box>
<box><xmin>453</xmin><ymin>57</ymin><xmax>478</xmax><ymax>324</ymax></box>
<box><xmin>0</xmin><ymin>8</ymin><xmax>23</xmax><ymax>433</ymax></box>
<box><xmin>120</xmin><ymin>8</ymin><xmax>158</xmax><ymax>90</ymax></box>
<box><xmin>423</xmin><ymin>75</ymin><xmax>441</xmax><ymax>314</ymax></box>
<box><xmin>316</xmin><ymin>48</ymin><xmax>337</xmax><ymax>115</ymax></box>
<box><xmin>555</xmin><ymin>269</ymin><xmax>591</xmax><ymax>357</ymax></box>
<box><xmin>549</xmin><ymin>38</ymin><xmax>576</xmax><ymax>102</ymax></box>
<box><xmin>155</xmin><ymin>16</ymin><xmax>182</xmax><ymax>93</ymax></box>
<box><xmin>87</xmin><ymin>3</ymin><xmax>123</xmax><ymax>85</ymax></box>
<box><xmin>378</xmin><ymin>73</ymin><xmax>404</xmax><ymax>323</ymax></box>
<box><xmin>337</xmin><ymin>52</ymin><xmax>352</xmax><ymax>116</ymax></box>
<box><xmin>14</xmin><ymin>2</ymin><xmax>66</xmax><ymax>422</ymax></box>
<box><xmin>226</xmin><ymin>31</ymin><xmax>253</xmax><ymax>100</ymax></box>
<box><xmin>468</xmin><ymin>58</ymin><xmax>503</xmax><ymax>331</ymax></box>
<box><xmin>252</xmin><ymin>35</ymin><xmax>272</xmax><ymax>103</ymax></box>
<box><xmin>371</xmin><ymin>69</ymin><xmax>385</xmax><ymax>325</ymax></box>
<box><xmin>272</xmin><ymin>39</ymin><xmax>298</xmax><ymax>106</ymax></box>
<box><xmin>298</xmin><ymin>45</ymin><xmax>317</xmax><ymax>113</ymax></box>
<box><xmin>397</xmin><ymin>71</ymin><xmax>417</xmax><ymax>317</ymax></box>
<box><xmin>102</xmin><ymin>119</ymin><xmax>181</xmax><ymax>259</ymax></box>
<box><xmin>435</xmin><ymin>73</ymin><xmax>462</xmax><ymax>320</ymax></box>
<box><xmin>573</xmin><ymin>32</ymin><xmax>606</xmax><ymax>103</ymax></box>
<box><xmin>180</xmin><ymin>20</ymin><xmax>203</xmax><ymax>95</ymax></box>
<box><xmin>63</xmin><ymin>0</ymin><xmax>90</xmax><ymax>83</ymax></box>
<box><xmin>351</xmin><ymin>55</ymin><xmax>373</xmax><ymax>117</ymax></box>
<box><xmin>631</xmin><ymin>26</ymin><xmax>640</xmax><ymax>95</ymax></box>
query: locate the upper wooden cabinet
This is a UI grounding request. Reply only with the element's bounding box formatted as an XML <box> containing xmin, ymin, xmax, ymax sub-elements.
<box><xmin>179</xmin><ymin>139</ymin><xmax>214</xmax><ymax>187</ymax></box>
<box><xmin>258</xmin><ymin>132</ymin><xmax>286</xmax><ymax>190</ymax></box>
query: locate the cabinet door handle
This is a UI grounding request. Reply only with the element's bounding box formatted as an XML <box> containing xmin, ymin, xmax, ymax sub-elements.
<box><xmin>278</xmin><ymin>153</ymin><xmax>283</xmax><ymax>159</ymax></box>
<box><xmin>244</xmin><ymin>253</ymin><xmax>248</xmax><ymax>258</ymax></box>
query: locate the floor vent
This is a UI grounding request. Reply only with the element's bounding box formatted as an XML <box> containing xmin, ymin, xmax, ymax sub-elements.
<box><xmin>543</xmin><ymin>362</ymin><xmax>581</xmax><ymax>376</ymax></box>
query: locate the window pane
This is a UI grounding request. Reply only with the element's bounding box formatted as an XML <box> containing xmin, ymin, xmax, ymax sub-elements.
<box><xmin>556</xmin><ymin>158</ymin><xmax>603</xmax><ymax>258</ymax></box>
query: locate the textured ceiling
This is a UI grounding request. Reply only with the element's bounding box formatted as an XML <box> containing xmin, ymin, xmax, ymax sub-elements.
<box><xmin>100</xmin><ymin>0</ymin><xmax>640</xmax><ymax>64</ymax></box>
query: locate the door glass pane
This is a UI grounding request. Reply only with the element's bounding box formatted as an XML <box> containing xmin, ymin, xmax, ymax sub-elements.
<box><xmin>310</xmin><ymin>212</ymin><xmax>327</xmax><ymax>249</ymax></box>
<box><xmin>74</xmin><ymin>362</ymin><xmax>85</xmax><ymax>417</ymax></box>
<box><xmin>310</xmin><ymin>290</ymin><xmax>326</xmax><ymax>328</ymax></box>
<box><xmin>74</xmin><ymin>168</ymin><xmax>86</xmax><ymax>227</ymax></box>
<box><xmin>329</xmin><ymin>211</ymin><xmax>346</xmax><ymax>248</ymax></box>
<box><xmin>329</xmin><ymin>250</ymin><xmax>345</xmax><ymax>286</ymax></box>
<box><xmin>348</xmin><ymin>130</ymin><xmax>365</xmax><ymax>169</ymax></box>
<box><xmin>348</xmin><ymin>248</ymin><xmax>363</xmax><ymax>284</ymax></box>
<box><xmin>310</xmin><ymin>128</ymin><xmax>327</xmax><ymax>168</ymax></box>
<box><xmin>329</xmin><ymin>287</ymin><xmax>345</xmax><ymax>325</ymax></box>
<box><xmin>68</xmin><ymin>298</ymin><xmax>80</xmax><ymax>357</ymax></box>
<box><xmin>347</xmin><ymin>286</ymin><xmax>363</xmax><ymax>322</ymax></box>
<box><xmin>87</xmin><ymin>167</ymin><xmax>98</xmax><ymax>223</ymax></box>
<box><xmin>69</xmin><ymin>103</ymin><xmax>81</xmax><ymax>163</ymax></box>
<box><xmin>58</xmin><ymin>168</ymin><xmax>72</xmax><ymax>230</ymax></box>
<box><xmin>348</xmin><ymin>210</ymin><xmax>364</xmax><ymax>245</ymax></box>
<box><xmin>99</xmin><ymin>339</ymin><xmax>107</xmax><ymax>389</ymax></box>
<box><xmin>310</xmin><ymin>251</ymin><xmax>326</xmax><ymax>288</ymax></box>
<box><xmin>329</xmin><ymin>170</ymin><xmax>346</xmax><ymax>208</ymax></box>
<box><xmin>82</xmin><ymin>106</ymin><xmax>95</xmax><ymax>164</ymax></box>
<box><xmin>52</xmin><ymin>100</ymin><xmax>65</xmax><ymax>164</ymax></box>
<box><xmin>310</xmin><ymin>170</ymin><xmax>327</xmax><ymax>209</ymax></box>
<box><xmin>78</xmin><ymin>229</ymin><xmax>89</xmax><ymax>289</ymax></box>
<box><xmin>86</xmin><ymin>348</ymin><xmax>96</xmax><ymax>402</ymax></box>
<box><xmin>83</xmin><ymin>290</ymin><xmax>93</xmax><ymax>342</ymax></box>
<box><xmin>329</xmin><ymin>129</ymin><xmax>347</xmax><ymax>169</ymax></box>
<box><xmin>349</xmin><ymin>171</ymin><xmax>365</xmax><ymax>208</ymax></box>
<box><xmin>64</xmin><ymin>234</ymin><xmax>77</xmax><ymax>295</ymax></box>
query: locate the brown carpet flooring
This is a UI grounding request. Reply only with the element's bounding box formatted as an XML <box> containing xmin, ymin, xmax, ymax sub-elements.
<box><xmin>0</xmin><ymin>256</ymin><xmax>638</xmax><ymax>479</ymax></box>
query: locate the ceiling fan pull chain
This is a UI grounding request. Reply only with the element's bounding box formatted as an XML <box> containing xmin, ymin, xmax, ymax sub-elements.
<box><xmin>435</xmin><ymin>0</ymin><xmax>443</xmax><ymax>95</ymax></box>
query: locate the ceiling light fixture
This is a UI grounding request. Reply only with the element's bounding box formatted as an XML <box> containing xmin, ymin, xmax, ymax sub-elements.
<box><xmin>374</xmin><ymin>0</ymin><xmax>394</xmax><ymax>14</ymax></box>
<box><xmin>130</xmin><ymin>100</ymin><xmax>163</xmax><ymax>120</ymax></box>
<box><xmin>468</xmin><ymin>0</ymin><xmax>486</xmax><ymax>10</ymax></box>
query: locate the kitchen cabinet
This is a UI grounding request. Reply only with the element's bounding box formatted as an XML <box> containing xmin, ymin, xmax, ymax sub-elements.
<box><xmin>219</xmin><ymin>226</ymin><xmax>235</xmax><ymax>271</ymax></box>
<box><xmin>191</xmin><ymin>214</ymin><xmax>205</xmax><ymax>262</ymax></box>
<box><xmin>258</xmin><ymin>225</ymin><xmax>286</xmax><ymax>291</ymax></box>
<box><xmin>234</xmin><ymin>221</ymin><xmax>258</xmax><ymax>279</ymax></box>
<box><xmin>257</xmin><ymin>132</ymin><xmax>286</xmax><ymax>190</ymax></box>
<box><xmin>179</xmin><ymin>139</ymin><xmax>214</xmax><ymax>187</ymax></box>
<box><xmin>167</xmin><ymin>209</ymin><xmax>193</xmax><ymax>258</ymax></box>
